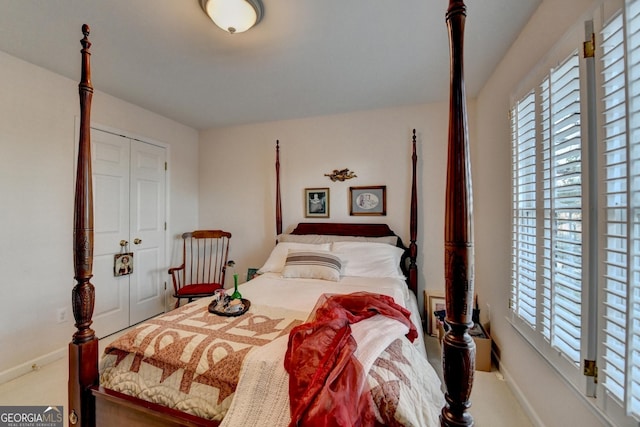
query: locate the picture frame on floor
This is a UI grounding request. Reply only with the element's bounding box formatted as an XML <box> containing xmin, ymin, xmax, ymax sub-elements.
<box><xmin>425</xmin><ymin>291</ymin><xmax>445</xmax><ymax>336</ymax></box>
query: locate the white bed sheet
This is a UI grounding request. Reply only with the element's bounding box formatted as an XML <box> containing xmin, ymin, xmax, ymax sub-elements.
<box><xmin>235</xmin><ymin>272</ymin><xmax>427</xmax><ymax>358</ymax></box>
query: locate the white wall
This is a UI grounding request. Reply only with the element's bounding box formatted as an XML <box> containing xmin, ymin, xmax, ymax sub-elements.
<box><xmin>475</xmin><ymin>0</ymin><xmax>605</xmax><ymax>426</ymax></box>
<box><xmin>0</xmin><ymin>50</ymin><xmax>199</xmax><ymax>378</ymax></box>
<box><xmin>198</xmin><ymin>102</ymin><xmax>463</xmax><ymax>310</ymax></box>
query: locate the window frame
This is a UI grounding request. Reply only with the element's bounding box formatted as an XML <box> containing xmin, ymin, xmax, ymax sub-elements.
<box><xmin>510</xmin><ymin>1</ymin><xmax>640</xmax><ymax>425</ymax></box>
<box><xmin>509</xmin><ymin>22</ymin><xmax>593</xmax><ymax>394</ymax></box>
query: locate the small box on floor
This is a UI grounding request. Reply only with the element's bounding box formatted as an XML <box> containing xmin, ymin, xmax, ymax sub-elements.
<box><xmin>438</xmin><ymin>321</ymin><xmax>492</xmax><ymax>372</ymax></box>
<box><xmin>471</xmin><ymin>322</ymin><xmax>491</xmax><ymax>372</ymax></box>
<box><xmin>437</xmin><ymin>320</ymin><xmax>446</xmax><ymax>343</ymax></box>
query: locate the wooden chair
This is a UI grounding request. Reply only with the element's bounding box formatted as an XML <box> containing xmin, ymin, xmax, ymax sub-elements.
<box><xmin>169</xmin><ymin>230</ymin><xmax>232</xmax><ymax>309</ymax></box>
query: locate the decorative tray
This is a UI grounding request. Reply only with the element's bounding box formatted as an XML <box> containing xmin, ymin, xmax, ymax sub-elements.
<box><xmin>208</xmin><ymin>297</ymin><xmax>250</xmax><ymax>317</ymax></box>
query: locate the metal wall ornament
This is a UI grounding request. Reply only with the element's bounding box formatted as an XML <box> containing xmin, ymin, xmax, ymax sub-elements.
<box><xmin>325</xmin><ymin>168</ymin><xmax>357</xmax><ymax>182</ymax></box>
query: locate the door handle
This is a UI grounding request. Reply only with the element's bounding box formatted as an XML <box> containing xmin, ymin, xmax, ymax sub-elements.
<box><xmin>120</xmin><ymin>240</ymin><xmax>128</xmax><ymax>247</ymax></box>
<box><xmin>134</xmin><ymin>238</ymin><xmax>142</xmax><ymax>245</ymax></box>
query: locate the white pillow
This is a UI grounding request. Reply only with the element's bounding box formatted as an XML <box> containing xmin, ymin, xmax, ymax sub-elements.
<box><xmin>281</xmin><ymin>250</ymin><xmax>342</xmax><ymax>282</ymax></box>
<box><xmin>278</xmin><ymin>233</ymin><xmax>398</xmax><ymax>245</ymax></box>
<box><xmin>258</xmin><ymin>242</ymin><xmax>331</xmax><ymax>273</ymax></box>
<box><xmin>331</xmin><ymin>241</ymin><xmax>405</xmax><ymax>278</ymax></box>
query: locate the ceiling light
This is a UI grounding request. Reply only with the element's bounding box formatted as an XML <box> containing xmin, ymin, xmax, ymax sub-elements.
<box><xmin>199</xmin><ymin>0</ymin><xmax>264</xmax><ymax>34</ymax></box>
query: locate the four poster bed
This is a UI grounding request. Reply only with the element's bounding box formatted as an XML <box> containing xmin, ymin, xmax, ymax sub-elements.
<box><xmin>68</xmin><ymin>1</ymin><xmax>476</xmax><ymax>426</ymax></box>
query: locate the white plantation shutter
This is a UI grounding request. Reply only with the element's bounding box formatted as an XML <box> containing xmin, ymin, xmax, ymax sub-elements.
<box><xmin>544</xmin><ymin>53</ymin><xmax>583</xmax><ymax>364</ymax></box>
<box><xmin>600</xmin><ymin>9</ymin><xmax>628</xmax><ymax>410</ymax></box>
<box><xmin>540</xmin><ymin>76</ymin><xmax>553</xmax><ymax>341</ymax></box>
<box><xmin>511</xmin><ymin>91</ymin><xmax>537</xmax><ymax>327</ymax></box>
<box><xmin>600</xmin><ymin>1</ymin><xmax>640</xmax><ymax>421</ymax></box>
<box><xmin>628</xmin><ymin>0</ymin><xmax>640</xmax><ymax>416</ymax></box>
<box><xmin>510</xmin><ymin>51</ymin><xmax>583</xmax><ymax>365</ymax></box>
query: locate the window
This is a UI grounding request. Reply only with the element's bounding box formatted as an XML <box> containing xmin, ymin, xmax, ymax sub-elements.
<box><xmin>599</xmin><ymin>2</ymin><xmax>640</xmax><ymax>423</ymax></box>
<box><xmin>510</xmin><ymin>0</ymin><xmax>640</xmax><ymax>424</ymax></box>
<box><xmin>511</xmin><ymin>48</ymin><xmax>585</xmax><ymax>382</ymax></box>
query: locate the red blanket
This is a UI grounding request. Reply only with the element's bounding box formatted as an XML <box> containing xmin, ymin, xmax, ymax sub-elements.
<box><xmin>284</xmin><ymin>292</ymin><xmax>417</xmax><ymax>427</ymax></box>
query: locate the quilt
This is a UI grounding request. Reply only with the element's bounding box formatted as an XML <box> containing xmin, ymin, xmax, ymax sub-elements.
<box><xmin>221</xmin><ymin>294</ymin><xmax>443</xmax><ymax>427</ymax></box>
<box><xmin>99</xmin><ymin>275</ymin><xmax>443</xmax><ymax>425</ymax></box>
<box><xmin>100</xmin><ymin>298</ymin><xmax>307</xmax><ymax>421</ymax></box>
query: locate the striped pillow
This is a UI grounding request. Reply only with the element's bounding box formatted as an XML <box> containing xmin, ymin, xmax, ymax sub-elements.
<box><xmin>281</xmin><ymin>250</ymin><xmax>342</xmax><ymax>282</ymax></box>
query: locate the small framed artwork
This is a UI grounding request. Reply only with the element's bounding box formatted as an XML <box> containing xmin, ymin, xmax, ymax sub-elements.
<box><xmin>114</xmin><ymin>252</ymin><xmax>133</xmax><ymax>277</ymax></box>
<box><xmin>305</xmin><ymin>188</ymin><xmax>330</xmax><ymax>218</ymax></box>
<box><xmin>426</xmin><ymin>291</ymin><xmax>446</xmax><ymax>336</ymax></box>
<box><xmin>247</xmin><ymin>268</ymin><xmax>259</xmax><ymax>281</ymax></box>
<box><xmin>349</xmin><ymin>185</ymin><xmax>386</xmax><ymax>216</ymax></box>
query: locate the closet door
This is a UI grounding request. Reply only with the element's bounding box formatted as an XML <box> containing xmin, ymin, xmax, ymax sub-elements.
<box><xmin>91</xmin><ymin>129</ymin><xmax>130</xmax><ymax>337</ymax></box>
<box><xmin>129</xmin><ymin>140</ymin><xmax>166</xmax><ymax>324</ymax></box>
<box><xmin>90</xmin><ymin>128</ymin><xmax>166</xmax><ymax>338</ymax></box>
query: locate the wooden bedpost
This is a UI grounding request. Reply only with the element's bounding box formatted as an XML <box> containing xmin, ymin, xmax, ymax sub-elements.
<box><xmin>441</xmin><ymin>1</ymin><xmax>476</xmax><ymax>426</ymax></box>
<box><xmin>68</xmin><ymin>24</ymin><xmax>99</xmax><ymax>427</ymax></box>
<box><xmin>275</xmin><ymin>140</ymin><xmax>282</xmax><ymax>236</ymax></box>
<box><xmin>409</xmin><ymin>129</ymin><xmax>418</xmax><ymax>295</ymax></box>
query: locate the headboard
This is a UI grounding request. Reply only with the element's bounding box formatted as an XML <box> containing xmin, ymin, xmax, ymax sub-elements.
<box><xmin>290</xmin><ymin>222</ymin><xmax>417</xmax><ymax>295</ymax></box>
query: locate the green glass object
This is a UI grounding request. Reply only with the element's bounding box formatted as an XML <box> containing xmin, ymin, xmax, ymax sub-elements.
<box><xmin>231</xmin><ymin>273</ymin><xmax>242</xmax><ymax>299</ymax></box>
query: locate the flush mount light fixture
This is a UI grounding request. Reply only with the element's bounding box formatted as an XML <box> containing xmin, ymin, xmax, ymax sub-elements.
<box><xmin>199</xmin><ymin>0</ymin><xmax>264</xmax><ymax>34</ymax></box>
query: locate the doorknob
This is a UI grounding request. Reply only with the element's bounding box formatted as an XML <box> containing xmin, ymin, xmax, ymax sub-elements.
<box><xmin>120</xmin><ymin>240</ymin><xmax>128</xmax><ymax>247</ymax></box>
<box><xmin>134</xmin><ymin>238</ymin><xmax>142</xmax><ymax>245</ymax></box>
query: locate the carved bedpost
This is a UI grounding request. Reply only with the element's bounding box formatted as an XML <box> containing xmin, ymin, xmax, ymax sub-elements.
<box><xmin>441</xmin><ymin>1</ymin><xmax>476</xmax><ymax>426</ymax></box>
<box><xmin>409</xmin><ymin>129</ymin><xmax>418</xmax><ymax>295</ymax></box>
<box><xmin>68</xmin><ymin>24</ymin><xmax>99</xmax><ymax>427</ymax></box>
<box><xmin>275</xmin><ymin>140</ymin><xmax>282</xmax><ymax>236</ymax></box>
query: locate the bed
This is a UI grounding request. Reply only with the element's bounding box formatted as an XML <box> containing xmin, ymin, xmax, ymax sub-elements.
<box><xmin>98</xmin><ymin>245</ymin><xmax>442</xmax><ymax>426</ymax></box>
<box><xmin>68</xmin><ymin>1</ymin><xmax>476</xmax><ymax>426</ymax></box>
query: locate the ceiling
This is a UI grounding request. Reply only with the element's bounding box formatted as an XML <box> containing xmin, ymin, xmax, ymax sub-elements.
<box><xmin>0</xmin><ymin>0</ymin><xmax>541</xmax><ymax>130</ymax></box>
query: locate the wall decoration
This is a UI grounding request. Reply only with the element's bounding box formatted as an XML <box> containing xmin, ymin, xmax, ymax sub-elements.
<box><xmin>114</xmin><ymin>252</ymin><xmax>133</xmax><ymax>277</ymax></box>
<box><xmin>324</xmin><ymin>168</ymin><xmax>357</xmax><ymax>182</ymax></box>
<box><xmin>305</xmin><ymin>188</ymin><xmax>330</xmax><ymax>218</ymax></box>
<box><xmin>349</xmin><ymin>185</ymin><xmax>386</xmax><ymax>216</ymax></box>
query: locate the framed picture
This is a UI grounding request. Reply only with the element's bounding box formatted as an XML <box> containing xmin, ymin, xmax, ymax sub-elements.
<box><xmin>349</xmin><ymin>185</ymin><xmax>386</xmax><ymax>216</ymax></box>
<box><xmin>426</xmin><ymin>291</ymin><xmax>446</xmax><ymax>336</ymax></box>
<box><xmin>247</xmin><ymin>268</ymin><xmax>259</xmax><ymax>281</ymax></box>
<box><xmin>305</xmin><ymin>188</ymin><xmax>330</xmax><ymax>218</ymax></box>
<box><xmin>114</xmin><ymin>252</ymin><xmax>133</xmax><ymax>277</ymax></box>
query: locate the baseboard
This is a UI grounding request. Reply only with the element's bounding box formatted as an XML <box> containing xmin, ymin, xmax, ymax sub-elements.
<box><xmin>496</xmin><ymin>354</ymin><xmax>546</xmax><ymax>427</ymax></box>
<box><xmin>0</xmin><ymin>346</ymin><xmax>66</xmax><ymax>385</ymax></box>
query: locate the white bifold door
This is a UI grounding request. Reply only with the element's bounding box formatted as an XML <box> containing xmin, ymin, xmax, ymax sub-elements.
<box><xmin>90</xmin><ymin>128</ymin><xmax>167</xmax><ymax>338</ymax></box>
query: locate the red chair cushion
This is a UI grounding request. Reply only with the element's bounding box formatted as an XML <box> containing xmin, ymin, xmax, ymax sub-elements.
<box><xmin>176</xmin><ymin>283</ymin><xmax>223</xmax><ymax>296</ymax></box>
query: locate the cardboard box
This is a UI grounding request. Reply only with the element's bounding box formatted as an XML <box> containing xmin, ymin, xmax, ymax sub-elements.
<box><xmin>437</xmin><ymin>321</ymin><xmax>446</xmax><ymax>343</ymax></box>
<box><xmin>472</xmin><ymin>323</ymin><xmax>492</xmax><ymax>372</ymax></box>
<box><xmin>438</xmin><ymin>321</ymin><xmax>492</xmax><ymax>372</ymax></box>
